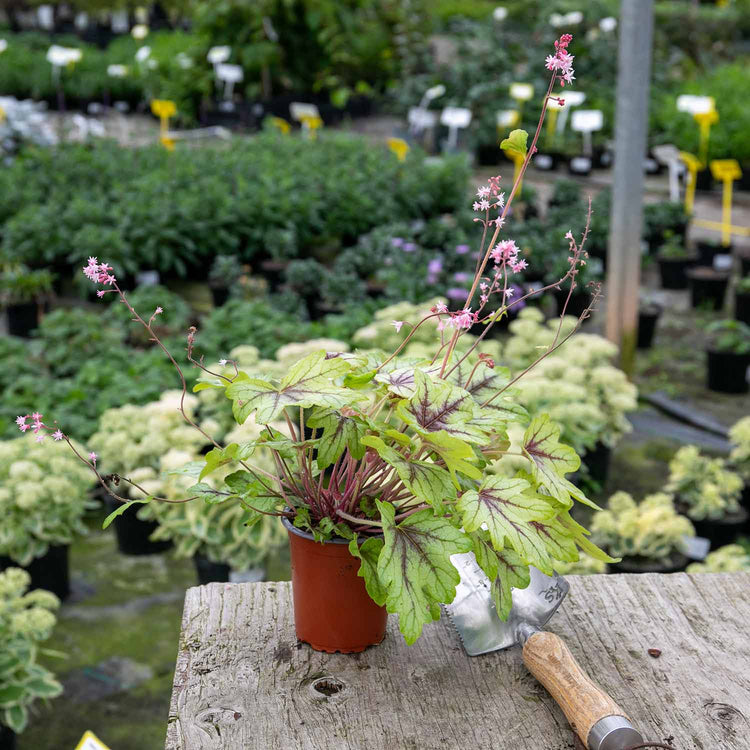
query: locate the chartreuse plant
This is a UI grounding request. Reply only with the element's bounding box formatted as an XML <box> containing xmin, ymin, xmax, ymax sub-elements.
<box><xmin>687</xmin><ymin>545</ymin><xmax>750</xmax><ymax>574</ymax></box>
<box><xmin>0</xmin><ymin>568</ymin><xmax>62</xmax><ymax>734</ymax></box>
<box><xmin>666</xmin><ymin>445</ymin><xmax>744</xmax><ymax>521</ymax></box>
<box><xmin>0</xmin><ymin>434</ymin><xmax>94</xmax><ymax>566</ymax></box>
<box><xmin>20</xmin><ymin>36</ymin><xmax>617</xmax><ymax>645</ymax></box>
<box><xmin>590</xmin><ymin>492</ymin><xmax>694</xmax><ymax>562</ymax></box>
<box><xmin>729</xmin><ymin>416</ymin><xmax>750</xmax><ymax>482</ymax></box>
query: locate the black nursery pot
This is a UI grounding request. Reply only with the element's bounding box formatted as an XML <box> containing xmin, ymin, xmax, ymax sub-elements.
<box><xmin>581</xmin><ymin>441</ymin><xmax>611</xmax><ymax>485</ymax></box>
<box><xmin>533</xmin><ymin>152</ymin><xmax>560</xmax><ymax>171</ymax></box>
<box><xmin>706</xmin><ymin>348</ymin><xmax>750</xmax><ymax>394</ymax></box>
<box><xmin>687</xmin><ymin>267</ymin><xmax>729</xmax><ymax>310</ymax></box>
<box><xmin>210</xmin><ymin>285</ymin><xmax>231</xmax><ymax>308</ymax></box>
<box><xmin>554</xmin><ymin>288</ymin><xmax>592</xmax><ymax>318</ymax></box>
<box><xmin>657</xmin><ymin>257</ymin><xmax>694</xmax><ymax>290</ymax></box>
<box><xmin>637</xmin><ymin>306</ymin><xmax>662</xmax><ymax>349</ymax></box>
<box><xmin>475</xmin><ymin>143</ymin><xmax>500</xmax><ymax>166</ymax></box>
<box><xmin>736</xmin><ymin>292</ymin><xmax>750</xmax><ymax>327</ymax></box>
<box><xmin>0</xmin><ymin>545</ymin><xmax>70</xmax><ymax>601</ymax></box>
<box><xmin>694</xmin><ymin>240</ymin><xmax>732</xmax><ymax>268</ymax></box>
<box><xmin>694</xmin><ymin>169</ymin><xmax>713</xmax><ymax>192</ymax></box>
<box><xmin>193</xmin><ymin>553</ymin><xmax>231</xmax><ymax>585</ymax></box>
<box><xmin>107</xmin><ymin>500</ymin><xmax>172</xmax><ymax>556</ymax></box>
<box><xmin>0</xmin><ymin>724</ymin><xmax>16</xmax><ymax>750</ymax></box>
<box><xmin>741</xmin><ymin>484</ymin><xmax>750</xmax><ymax>513</ymax></box>
<box><xmin>689</xmin><ymin>507</ymin><xmax>749</xmax><ymax>551</ymax></box>
<box><xmin>740</xmin><ymin>252</ymin><xmax>750</xmax><ymax>278</ymax></box>
<box><xmin>6</xmin><ymin>302</ymin><xmax>39</xmax><ymax>337</ymax></box>
<box><xmin>608</xmin><ymin>551</ymin><xmax>689</xmax><ymax>575</ymax></box>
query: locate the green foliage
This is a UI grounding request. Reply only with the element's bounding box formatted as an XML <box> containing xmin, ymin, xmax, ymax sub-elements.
<box><xmin>104</xmin><ymin>285</ymin><xmax>192</xmax><ymax>336</ymax></box>
<box><xmin>643</xmin><ymin>203</ymin><xmax>690</xmax><ymax>251</ymax></box>
<box><xmin>705</xmin><ymin>320</ymin><xmax>750</xmax><ymax>355</ymax></box>
<box><xmin>687</xmin><ymin>544</ymin><xmax>750</xmax><ymax>574</ymax></box>
<box><xmin>729</xmin><ymin>416</ymin><xmax>750</xmax><ymax>482</ymax></box>
<box><xmin>0</xmin><ymin>266</ymin><xmax>53</xmax><ymax>305</ymax></box>
<box><xmin>590</xmin><ymin>491</ymin><xmax>694</xmax><ymax>561</ymax></box>
<box><xmin>666</xmin><ymin>445</ymin><xmax>744</xmax><ymax>521</ymax></box>
<box><xmin>0</xmin><ymin>435</ymin><xmax>95</xmax><ymax>566</ymax></box>
<box><xmin>736</xmin><ymin>276</ymin><xmax>750</xmax><ymax>295</ymax></box>
<box><xmin>0</xmin><ymin>568</ymin><xmax>62</xmax><ymax>734</ymax></box>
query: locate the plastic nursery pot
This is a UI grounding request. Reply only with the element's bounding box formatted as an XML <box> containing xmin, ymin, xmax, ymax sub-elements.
<box><xmin>580</xmin><ymin>441</ymin><xmax>612</xmax><ymax>485</ymax></box>
<box><xmin>740</xmin><ymin>251</ymin><xmax>750</xmax><ymax>278</ymax></box>
<box><xmin>106</xmin><ymin>499</ymin><xmax>172</xmax><ymax>556</ymax></box>
<box><xmin>688</xmin><ymin>508</ymin><xmax>749</xmax><ymax>551</ymax></box>
<box><xmin>210</xmin><ymin>285</ymin><xmax>231</xmax><ymax>308</ymax></box>
<box><xmin>533</xmin><ymin>152</ymin><xmax>560</xmax><ymax>171</ymax></box>
<box><xmin>475</xmin><ymin>143</ymin><xmax>500</xmax><ymax>166</ymax></box>
<box><xmin>193</xmin><ymin>553</ymin><xmax>231</xmax><ymax>585</ymax></box>
<box><xmin>0</xmin><ymin>724</ymin><xmax>16</xmax><ymax>750</ymax></box>
<box><xmin>6</xmin><ymin>302</ymin><xmax>40</xmax><ymax>337</ymax></box>
<box><xmin>608</xmin><ymin>551</ymin><xmax>689</xmax><ymax>575</ymax></box>
<box><xmin>694</xmin><ymin>240</ymin><xmax>732</xmax><ymax>268</ymax></box>
<box><xmin>706</xmin><ymin>348</ymin><xmax>750</xmax><ymax>394</ymax></box>
<box><xmin>282</xmin><ymin>517</ymin><xmax>387</xmax><ymax>653</ymax></box>
<box><xmin>694</xmin><ymin>169</ymin><xmax>713</xmax><ymax>192</ymax></box>
<box><xmin>0</xmin><ymin>545</ymin><xmax>70</xmax><ymax>601</ymax></box>
<box><xmin>657</xmin><ymin>256</ymin><xmax>695</xmax><ymax>290</ymax></box>
<box><xmin>687</xmin><ymin>267</ymin><xmax>729</xmax><ymax>311</ymax></box>
<box><xmin>735</xmin><ymin>292</ymin><xmax>750</xmax><ymax>327</ymax></box>
<box><xmin>637</xmin><ymin>306</ymin><xmax>662</xmax><ymax>349</ymax></box>
<box><xmin>554</xmin><ymin>288</ymin><xmax>592</xmax><ymax>319</ymax></box>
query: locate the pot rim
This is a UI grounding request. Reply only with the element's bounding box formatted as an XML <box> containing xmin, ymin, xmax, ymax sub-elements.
<box><xmin>282</xmin><ymin>514</ymin><xmax>352</xmax><ymax>545</ymax></box>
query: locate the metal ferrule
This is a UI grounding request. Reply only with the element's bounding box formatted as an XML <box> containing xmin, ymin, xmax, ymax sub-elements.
<box><xmin>587</xmin><ymin>715</ymin><xmax>643</xmax><ymax>750</ymax></box>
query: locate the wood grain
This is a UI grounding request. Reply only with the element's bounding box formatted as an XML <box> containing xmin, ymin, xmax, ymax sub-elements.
<box><xmin>165</xmin><ymin>573</ymin><xmax>750</xmax><ymax>749</ymax></box>
<box><xmin>522</xmin><ymin>631</ymin><xmax>627</xmax><ymax>747</ymax></box>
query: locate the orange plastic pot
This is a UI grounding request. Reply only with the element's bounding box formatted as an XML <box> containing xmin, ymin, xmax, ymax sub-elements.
<box><xmin>283</xmin><ymin>517</ymin><xmax>387</xmax><ymax>653</ymax></box>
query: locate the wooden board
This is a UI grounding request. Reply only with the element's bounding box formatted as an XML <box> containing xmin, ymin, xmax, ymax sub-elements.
<box><xmin>165</xmin><ymin>574</ymin><xmax>750</xmax><ymax>749</ymax></box>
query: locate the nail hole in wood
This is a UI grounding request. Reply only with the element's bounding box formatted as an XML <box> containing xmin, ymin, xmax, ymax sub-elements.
<box><xmin>312</xmin><ymin>677</ymin><xmax>344</xmax><ymax>696</ymax></box>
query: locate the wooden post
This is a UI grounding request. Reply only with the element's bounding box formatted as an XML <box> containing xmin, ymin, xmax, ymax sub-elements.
<box><xmin>605</xmin><ymin>0</ymin><xmax>654</xmax><ymax>375</ymax></box>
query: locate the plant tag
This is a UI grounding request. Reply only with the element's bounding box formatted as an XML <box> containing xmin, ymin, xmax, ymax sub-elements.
<box><xmin>562</xmin><ymin>91</ymin><xmax>586</xmax><ymax>107</ymax></box>
<box><xmin>440</xmin><ymin>107</ymin><xmax>472</xmax><ymax>128</ymax></box>
<box><xmin>534</xmin><ymin>154</ymin><xmax>554</xmax><ymax>170</ymax></box>
<box><xmin>569</xmin><ymin>156</ymin><xmax>591</xmax><ymax>173</ymax></box>
<box><xmin>571</xmin><ymin>109</ymin><xmax>603</xmax><ymax>133</ymax></box>
<box><xmin>510</xmin><ymin>82</ymin><xmax>533</xmax><ymax>102</ymax></box>
<box><xmin>713</xmin><ymin>254</ymin><xmax>733</xmax><ymax>271</ymax></box>
<box><xmin>676</xmin><ymin>95</ymin><xmax>714</xmax><ymax>115</ymax></box>
<box><xmin>229</xmin><ymin>567</ymin><xmax>265</xmax><ymax>584</ymax></box>
<box><xmin>216</xmin><ymin>63</ymin><xmax>243</xmax><ymax>83</ymax></box>
<box><xmin>290</xmin><ymin>102</ymin><xmax>320</xmax><ymax>122</ymax></box>
<box><xmin>136</xmin><ymin>270</ymin><xmax>160</xmax><ymax>286</ymax></box>
<box><xmin>496</xmin><ymin>109</ymin><xmax>519</xmax><ymax>128</ymax></box>
<box><xmin>683</xmin><ymin>535</ymin><xmax>710</xmax><ymax>561</ymax></box>
<box><xmin>75</xmin><ymin>731</ymin><xmax>112</xmax><ymax>750</ymax></box>
<box><xmin>110</xmin><ymin>10</ymin><xmax>129</xmax><ymax>33</ymax></box>
<box><xmin>710</xmin><ymin>159</ymin><xmax>742</xmax><ymax>182</ymax></box>
<box><xmin>424</xmin><ymin>84</ymin><xmax>446</xmax><ymax>102</ymax></box>
<box><xmin>207</xmin><ymin>46</ymin><xmax>231</xmax><ymax>65</ymax></box>
<box><xmin>37</xmin><ymin>5</ymin><xmax>54</xmax><ymax>30</ymax></box>
<box><xmin>408</xmin><ymin>106</ymin><xmax>437</xmax><ymax>129</ymax></box>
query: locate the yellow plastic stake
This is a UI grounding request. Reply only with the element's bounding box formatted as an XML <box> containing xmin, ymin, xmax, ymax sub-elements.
<box><xmin>387</xmin><ymin>137</ymin><xmax>410</xmax><ymax>162</ymax></box>
<box><xmin>545</xmin><ymin>107</ymin><xmax>559</xmax><ymax>146</ymax></box>
<box><xmin>502</xmin><ymin>150</ymin><xmax>526</xmax><ymax>192</ymax></box>
<box><xmin>270</xmin><ymin>116</ymin><xmax>291</xmax><ymax>135</ymax></box>
<box><xmin>0</xmin><ymin>106</ymin><xmax>5</xmax><ymax>123</ymax></box>
<box><xmin>151</xmin><ymin>99</ymin><xmax>176</xmax><ymax>149</ymax></box>
<box><xmin>300</xmin><ymin>114</ymin><xmax>323</xmax><ymax>139</ymax></box>
<box><xmin>710</xmin><ymin>159</ymin><xmax>742</xmax><ymax>246</ymax></box>
<box><xmin>679</xmin><ymin>151</ymin><xmax>702</xmax><ymax>214</ymax></box>
<box><xmin>75</xmin><ymin>730</ymin><xmax>112</xmax><ymax>750</ymax></box>
<box><xmin>694</xmin><ymin>108</ymin><xmax>718</xmax><ymax>167</ymax></box>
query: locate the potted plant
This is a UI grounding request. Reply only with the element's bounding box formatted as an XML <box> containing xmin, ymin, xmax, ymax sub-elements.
<box><xmin>739</xmin><ymin>248</ymin><xmax>750</xmax><ymax>278</ymax></box>
<box><xmin>0</xmin><ymin>434</ymin><xmax>94</xmax><ymax>599</ymax></box>
<box><xmin>657</xmin><ymin>240</ymin><xmax>696</xmax><ymax>290</ymax></box>
<box><xmin>694</xmin><ymin>237</ymin><xmax>732</xmax><ymax>268</ymax></box>
<box><xmin>208</xmin><ymin>254</ymin><xmax>243</xmax><ymax>308</ymax></box>
<box><xmin>88</xmin><ymin>392</ymin><xmax>210</xmax><ymax>555</ymax></box>
<box><xmin>0</xmin><ymin>266</ymin><xmax>54</xmax><ymax>338</ymax></box>
<box><xmin>686</xmin><ymin>544</ymin><xmax>750</xmax><ymax>573</ymax></box>
<box><xmin>704</xmin><ymin>319</ymin><xmax>750</xmax><ymax>394</ymax></box>
<box><xmin>590</xmin><ymin>491</ymin><xmax>694</xmax><ymax>574</ymax></box>
<box><xmin>643</xmin><ymin>202</ymin><xmax>690</xmax><ymax>254</ymax></box>
<box><xmin>666</xmin><ymin>445</ymin><xmax>747</xmax><ymax>549</ymax></box>
<box><xmin>687</xmin><ymin>266</ymin><xmax>730</xmax><ymax>311</ymax></box>
<box><xmin>729</xmin><ymin>416</ymin><xmax>750</xmax><ymax>510</ymax></box>
<box><xmin>638</xmin><ymin>295</ymin><xmax>663</xmax><ymax>349</ymax></box>
<box><xmin>0</xmin><ymin>568</ymin><xmax>63</xmax><ymax>745</ymax></box>
<box><xmin>735</xmin><ymin>275</ymin><xmax>750</xmax><ymax>326</ymax></box>
<box><xmin>25</xmin><ymin>38</ymin><xmax>618</xmax><ymax>652</ymax></box>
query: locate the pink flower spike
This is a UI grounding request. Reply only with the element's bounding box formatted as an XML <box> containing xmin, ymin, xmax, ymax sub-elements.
<box><xmin>565</xmin><ymin>230</ymin><xmax>574</xmax><ymax>240</ymax></box>
<box><xmin>155</xmin><ymin>306</ymin><xmax>163</xmax><ymax>315</ymax></box>
<box><xmin>15</xmin><ymin>415</ymin><xmax>27</xmax><ymax>427</ymax></box>
<box><xmin>52</xmin><ymin>429</ymin><xmax>64</xmax><ymax>441</ymax></box>
<box><xmin>96</xmin><ymin>290</ymin><xmax>106</xmax><ymax>298</ymax></box>
<box><xmin>35</xmin><ymin>434</ymin><xmax>45</xmax><ymax>443</ymax></box>
<box><xmin>19</xmin><ymin>424</ymin><xmax>30</xmax><ymax>432</ymax></box>
<box><xmin>218</xmin><ymin>359</ymin><xmax>228</xmax><ymax>366</ymax></box>
<box><xmin>31</xmin><ymin>412</ymin><xmax>42</xmax><ymax>421</ymax></box>
<box><xmin>87</xmin><ymin>256</ymin><xmax>98</xmax><ymax>266</ymax></box>
<box><xmin>392</xmin><ymin>321</ymin><xmax>404</xmax><ymax>333</ymax></box>
<box><xmin>89</xmin><ymin>452</ymin><xmax>98</xmax><ymax>464</ymax></box>
<box><xmin>434</xmin><ymin>301</ymin><xmax>448</xmax><ymax>314</ymax></box>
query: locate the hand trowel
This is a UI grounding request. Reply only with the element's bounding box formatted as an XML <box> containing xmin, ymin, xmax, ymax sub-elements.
<box><xmin>446</xmin><ymin>552</ymin><xmax>643</xmax><ymax>750</ymax></box>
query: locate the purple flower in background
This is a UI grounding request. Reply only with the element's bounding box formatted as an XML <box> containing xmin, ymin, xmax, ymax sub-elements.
<box><xmin>455</xmin><ymin>244</ymin><xmax>470</xmax><ymax>255</ymax></box>
<box><xmin>402</xmin><ymin>242</ymin><xmax>417</xmax><ymax>253</ymax></box>
<box><xmin>509</xmin><ymin>284</ymin><xmax>526</xmax><ymax>310</ymax></box>
<box><xmin>391</xmin><ymin>237</ymin><xmax>404</xmax><ymax>248</ymax></box>
<box><xmin>447</xmin><ymin>287</ymin><xmax>467</xmax><ymax>300</ymax></box>
<box><xmin>427</xmin><ymin>258</ymin><xmax>443</xmax><ymax>275</ymax></box>
<box><xmin>453</xmin><ymin>272</ymin><xmax>471</xmax><ymax>283</ymax></box>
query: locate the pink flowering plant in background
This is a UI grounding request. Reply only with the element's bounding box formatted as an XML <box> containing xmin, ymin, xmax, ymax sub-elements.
<box><xmin>18</xmin><ymin>36</ymin><xmax>613</xmax><ymax>645</ymax></box>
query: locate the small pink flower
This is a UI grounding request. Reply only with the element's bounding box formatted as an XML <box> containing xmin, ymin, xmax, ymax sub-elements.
<box><xmin>89</xmin><ymin>452</ymin><xmax>98</xmax><ymax>464</ymax></box>
<box><xmin>52</xmin><ymin>429</ymin><xmax>64</xmax><ymax>441</ymax></box>
<box><xmin>35</xmin><ymin>434</ymin><xmax>45</xmax><ymax>443</ymax></box>
<box><xmin>392</xmin><ymin>321</ymin><xmax>404</xmax><ymax>333</ymax></box>
<box><xmin>15</xmin><ymin>415</ymin><xmax>27</xmax><ymax>427</ymax></box>
<box><xmin>451</xmin><ymin>309</ymin><xmax>475</xmax><ymax>329</ymax></box>
<box><xmin>154</xmin><ymin>306</ymin><xmax>163</xmax><ymax>315</ymax></box>
<box><xmin>218</xmin><ymin>359</ymin><xmax>228</xmax><ymax>366</ymax></box>
<box><xmin>476</xmin><ymin>185</ymin><xmax>490</xmax><ymax>198</ymax></box>
<box><xmin>472</xmin><ymin>201</ymin><xmax>482</xmax><ymax>212</ymax></box>
<box><xmin>31</xmin><ymin>412</ymin><xmax>42</xmax><ymax>421</ymax></box>
<box><xmin>19</xmin><ymin>424</ymin><xmax>30</xmax><ymax>432</ymax></box>
<box><xmin>433</xmin><ymin>301</ymin><xmax>448</xmax><ymax>314</ymax></box>
<box><xmin>87</xmin><ymin>257</ymin><xmax>98</xmax><ymax>266</ymax></box>
<box><xmin>565</xmin><ymin>230</ymin><xmax>574</xmax><ymax>240</ymax></box>
<box><xmin>491</xmin><ymin>217</ymin><xmax>505</xmax><ymax>228</ymax></box>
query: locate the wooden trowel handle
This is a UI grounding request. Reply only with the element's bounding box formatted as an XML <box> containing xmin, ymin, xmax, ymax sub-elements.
<box><xmin>522</xmin><ymin>631</ymin><xmax>641</xmax><ymax>750</ymax></box>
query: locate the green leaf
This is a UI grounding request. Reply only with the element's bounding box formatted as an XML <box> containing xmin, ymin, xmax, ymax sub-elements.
<box><xmin>421</xmin><ymin>431</ymin><xmax>483</xmax><ymax>486</ymax></box>
<box><xmin>456</xmin><ymin>475</ymin><xmax>557</xmax><ymax>552</ymax></box>
<box><xmin>558</xmin><ymin>512</ymin><xmax>618</xmax><ymax>563</ymax></box>
<box><xmin>522</xmin><ymin>415</ymin><xmax>581</xmax><ymax>504</ymax></box>
<box><xmin>500</xmin><ymin>128</ymin><xmax>528</xmax><ymax>158</ymax></box>
<box><xmin>349</xmin><ymin>537</ymin><xmax>387</xmax><ymax>605</ymax></box>
<box><xmin>199</xmin><ymin>444</ymin><xmax>240</xmax><ymax>481</ymax></box>
<box><xmin>453</xmin><ymin>365</ymin><xmax>528</xmax><ymax>425</ymax></box>
<box><xmin>343</xmin><ymin>369</ymin><xmax>376</xmax><ymax>389</ymax></box>
<box><xmin>224</xmin><ymin>471</ymin><xmax>282</xmax><ymax>522</ymax></box>
<box><xmin>376</xmin><ymin>501</ymin><xmax>472</xmax><ymax>644</ymax></box>
<box><xmin>491</xmin><ymin>548</ymin><xmax>532</xmax><ymax>621</ymax></box>
<box><xmin>25</xmin><ymin>677</ymin><xmax>63</xmax><ymax>698</ymax></box>
<box><xmin>226</xmin><ymin>350</ymin><xmax>357</xmax><ymax>423</ymax></box>
<box><xmin>0</xmin><ymin>685</ymin><xmax>25</xmax><ymax>708</ymax></box>
<box><xmin>361</xmin><ymin>436</ymin><xmax>456</xmax><ymax>510</ymax></box>
<box><xmin>515</xmin><ymin>516</ymin><xmax>579</xmax><ymax>576</ymax></box>
<box><xmin>188</xmin><ymin>483</ymin><xmax>230</xmax><ymax>504</ymax></box>
<box><xmin>4</xmin><ymin>703</ymin><xmax>28</xmax><ymax>734</ymax></box>
<box><xmin>102</xmin><ymin>499</ymin><xmax>150</xmax><ymax>530</ymax></box>
<box><xmin>398</xmin><ymin>370</ymin><xmax>486</xmax><ymax>443</ymax></box>
<box><xmin>306</xmin><ymin>408</ymin><xmax>366</xmax><ymax>470</ymax></box>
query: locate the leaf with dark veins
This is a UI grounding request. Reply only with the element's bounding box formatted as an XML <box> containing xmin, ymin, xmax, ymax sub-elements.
<box><xmin>491</xmin><ymin>547</ymin><xmax>531</xmax><ymax>620</ymax></box>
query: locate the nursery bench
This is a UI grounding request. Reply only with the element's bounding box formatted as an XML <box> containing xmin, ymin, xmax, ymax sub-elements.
<box><xmin>165</xmin><ymin>573</ymin><xmax>750</xmax><ymax>749</ymax></box>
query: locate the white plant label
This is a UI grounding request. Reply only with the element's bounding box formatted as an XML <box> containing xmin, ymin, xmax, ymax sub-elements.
<box><xmin>571</xmin><ymin>109</ymin><xmax>603</xmax><ymax>133</ymax></box>
<box><xmin>135</xmin><ymin>46</ymin><xmax>151</xmax><ymax>63</ymax></box>
<box><xmin>37</xmin><ymin>5</ymin><xmax>54</xmax><ymax>30</ymax></box>
<box><xmin>599</xmin><ymin>16</ymin><xmax>617</xmax><ymax>32</ymax></box>
<box><xmin>408</xmin><ymin>106</ymin><xmax>437</xmax><ymax>130</ymax></box>
<box><xmin>75</xmin><ymin>12</ymin><xmax>89</xmax><ymax>31</ymax></box>
<box><xmin>569</xmin><ymin>156</ymin><xmax>591</xmax><ymax>173</ymax></box>
<box><xmin>534</xmin><ymin>154</ymin><xmax>554</xmax><ymax>170</ymax></box>
<box><xmin>441</xmin><ymin>107</ymin><xmax>472</xmax><ymax>128</ymax></box>
<box><xmin>683</xmin><ymin>536</ymin><xmax>710</xmax><ymax>561</ymax></box>
<box><xmin>110</xmin><ymin>11</ymin><xmax>129</xmax><ymax>33</ymax></box>
<box><xmin>0</xmin><ymin>39</ymin><xmax>7</xmax><ymax>54</ymax></box>
<box><xmin>424</xmin><ymin>84</ymin><xmax>446</xmax><ymax>102</ymax></box>
<box><xmin>290</xmin><ymin>102</ymin><xmax>320</xmax><ymax>121</ymax></box>
<box><xmin>47</xmin><ymin>45</ymin><xmax>82</xmax><ymax>67</ymax></box>
<box><xmin>107</xmin><ymin>64</ymin><xmax>128</xmax><ymax>78</ymax></box>
<box><xmin>216</xmin><ymin>63</ymin><xmax>243</xmax><ymax>83</ymax></box>
<box><xmin>561</xmin><ymin>90</ymin><xmax>586</xmax><ymax>107</ymax></box>
<box><xmin>713</xmin><ymin>254</ymin><xmax>733</xmax><ymax>271</ymax></box>
<box><xmin>493</xmin><ymin>7</ymin><xmax>508</xmax><ymax>21</ymax></box>
<box><xmin>496</xmin><ymin>109</ymin><xmax>518</xmax><ymax>127</ymax></box>
<box><xmin>676</xmin><ymin>95</ymin><xmax>714</xmax><ymax>115</ymax></box>
<box><xmin>510</xmin><ymin>83</ymin><xmax>534</xmax><ymax>102</ymax></box>
<box><xmin>207</xmin><ymin>46</ymin><xmax>231</xmax><ymax>65</ymax></box>
<box><xmin>131</xmin><ymin>24</ymin><xmax>149</xmax><ymax>40</ymax></box>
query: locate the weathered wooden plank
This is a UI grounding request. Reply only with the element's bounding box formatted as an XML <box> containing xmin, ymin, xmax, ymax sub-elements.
<box><xmin>165</xmin><ymin>574</ymin><xmax>750</xmax><ymax>749</ymax></box>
